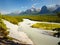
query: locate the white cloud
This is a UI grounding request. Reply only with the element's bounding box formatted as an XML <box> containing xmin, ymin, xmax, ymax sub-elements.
<box><xmin>47</xmin><ymin>4</ymin><xmax>59</xmax><ymax>11</ymax></box>
<box><xmin>21</xmin><ymin>6</ymin><xmax>27</xmax><ymax>9</ymax></box>
<box><xmin>32</xmin><ymin>3</ymin><xmax>40</xmax><ymax>8</ymax></box>
<box><xmin>33</xmin><ymin>2</ymin><xmax>40</xmax><ymax>6</ymax></box>
<box><xmin>32</xmin><ymin>5</ymin><xmax>35</xmax><ymax>8</ymax></box>
<box><xmin>47</xmin><ymin>4</ymin><xmax>56</xmax><ymax>7</ymax></box>
<box><xmin>33</xmin><ymin>3</ymin><xmax>38</xmax><ymax>5</ymax></box>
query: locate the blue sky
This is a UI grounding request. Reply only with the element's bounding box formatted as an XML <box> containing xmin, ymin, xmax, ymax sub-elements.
<box><xmin>0</xmin><ymin>0</ymin><xmax>60</xmax><ymax>14</ymax></box>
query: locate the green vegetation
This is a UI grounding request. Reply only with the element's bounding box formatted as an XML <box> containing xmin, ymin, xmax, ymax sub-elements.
<box><xmin>31</xmin><ymin>23</ymin><xmax>60</xmax><ymax>30</ymax></box>
<box><xmin>0</xmin><ymin>14</ymin><xmax>60</xmax><ymax>44</ymax></box>
<box><xmin>0</xmin><ymin>14</ymin><xmax>60</xmax><ymax>30</ymax></box>
<box><xmin>0</xmin><ymin>14</ymin><xmax>13</xmax><ymax>41</ymax></box>
<box><xmin>1</xmin><ymin>15</ymin><xmax>23</xmax><ymax>24</ymax></box>
<box><xmin>0</xmin><ymin>14</ymin><xmax>60</xmax><ymax>25</ymax></box>
<box><xmin>17</xmin><ymin>15</ymin><xmax>60</xmax><ymax>22</ymax></box>
<box><xmin>0</xmin><ymin>17</ymin><xmax>9</xmax><ymax>38</ymax></box>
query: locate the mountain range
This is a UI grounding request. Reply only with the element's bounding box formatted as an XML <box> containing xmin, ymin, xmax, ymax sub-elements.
<box><xmin>8</xmin><ymin>5</ymin><xmax>60</xmax><ymax>15</ymax></box>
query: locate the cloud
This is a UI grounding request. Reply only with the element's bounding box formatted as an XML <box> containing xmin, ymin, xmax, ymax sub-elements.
<box><xmin>32</xmin><ymin>5</ymin><xmax>35</xmax><ymax>8</ymax></box>
<box><xmin>33</xmin><ymin>3</ymin><xmax>37</xmax><ymax>5</ymax></box>
<box><xmin>21</xmin><ymin>6</ymin><xmax>27</xmax><ymax>9</ymax></box>
<box><xmin>32</xmin><ymin>3</ymin><xmax>40</xmax><ymax>7</ymax></box>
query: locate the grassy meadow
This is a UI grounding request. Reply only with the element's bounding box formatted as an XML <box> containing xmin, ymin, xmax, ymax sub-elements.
<box><xmin>0</xmin><ymin>14</ymin><xmax>60</xmax><ymax>43</ymax></box>
<box><xmin>32</xmin><ymin>23</ymin><xmax>60</xmax><ymax>30</ymax></box>
<box><xmin>0</xmin><ymin>14</ymin><xmax>60</xmax><ymax>31</ymax></box>
<box><xmin>0</xmin><ymin>14</ymin><xmax>60</xmax><ymax>24</ymax></box>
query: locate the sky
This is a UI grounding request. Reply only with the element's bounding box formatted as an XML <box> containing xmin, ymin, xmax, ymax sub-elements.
<box><xmin>0</xmin><ymin>0</ymin><xmax>60</xmax><ymax>14</ymax></box>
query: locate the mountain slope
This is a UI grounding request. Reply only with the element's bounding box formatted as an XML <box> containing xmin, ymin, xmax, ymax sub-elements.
<box><xmin>19</xmin><ymin>7</ymin><xmax>40</xmax><ymax>15</ymax></box>
<box><xmin>39</xmin><ymin>6</ymin><xmax>51</xmax><ymax>14</ymax></box>
<box><xmin>53</xmin><ymin>6</ymin><xmax>60</xmax><ymax>13</ymax></box>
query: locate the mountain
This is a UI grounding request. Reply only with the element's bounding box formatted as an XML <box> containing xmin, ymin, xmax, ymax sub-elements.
<box><xmin>39</xmin><ymin>5</ymin><xmax>60</xmax><ymax>14</ymax></box>
<box><xmin>39</xmin><ymin>6</ymin><xmax>51</xmax><ymax>14</ymax></box>
<box><xmin>19</xmin><ymin>7</ymin><xmax>40</xmax><ymax>15</ymax></box>
<box><xmin>53</xmin><ymin>6</ymin><xmax>60</xmax><ymax>13</ymax></box>
<box><xmin>7</xmin><ymin>5</ymin><xmax>60</xmax><ymax>15</ymax></box>
<box><xmin>7</xmin><ymin>11</ymin><xmax>21</xmax><ymax>15</ymax></box>
<box><xmin>47</xmin><ymin>5</ymin><xmax>60</xmax><ymax>13</ymax></box>
<box><xmin>47</xmin><ymin>5</ymin><xmax>60</xmax><ymax>11</ymax></box>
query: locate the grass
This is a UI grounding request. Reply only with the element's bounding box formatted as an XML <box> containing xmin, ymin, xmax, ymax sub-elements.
<box><xmin>0</xmin><ymin>14</ymin><xmax>60</xmax><ymax>41</ymax></box>
<box><xmin>0</xmin><ymin>14</ymin><xmax>60</xmax><ymax>24</ymax></box>
<box><xmin>1</xmin><ymin>15</ymin><xmax>23</xmax><ymax>25</ymax></box>
<box><xmin>0</xmin><ymin>18</ymin><xmax>9</xmax><ymax>38</ymax></box>
<box><xmin>31</xmin><ymin>23</ymin><xmax>60</xmax><ymax>30</ymax></box>
<box><xmin>15</xmin><ymin>15</ymin><xmax>60</xmax><ymax>22</ymax></box>
<box><xmin>0</xmin><ymin>19</ymin><xmax>7</xmax><ymax>31</ymax></box>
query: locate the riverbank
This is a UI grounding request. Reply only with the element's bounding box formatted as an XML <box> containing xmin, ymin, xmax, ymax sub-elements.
<box><xmin>3</xmin><ymin>19</ymin><xmax>60</xmax><ymax>45</ymax></box>
<box><xmin>3</xmin><ymin>19</ymin><xmax>33</xmax><ymax>45</ymax></box>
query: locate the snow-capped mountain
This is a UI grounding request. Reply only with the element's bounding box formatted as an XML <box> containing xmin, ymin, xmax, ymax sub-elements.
<box><xmin>39</xmin><ymin>5</ymin><xmax>60</xmax><ymax>14</ymax></box>
<box><xmin>53</xmin><ymin>5</ymin><xmax>60</xmax><ymax>13</ymax></box>
<box><xmin>7</xmin><ymin>4</ymin><xmax>60</xmax><ymax>15</ymax></box>
<box><xmin>47</xmin><ymin>5</ymin><xmax>60</xmax><ymax>11</ymax></box>
<box><xmin>19</xmin><ymin>7</ymin><xmax>40</xmax><ymax>15</ymax></box>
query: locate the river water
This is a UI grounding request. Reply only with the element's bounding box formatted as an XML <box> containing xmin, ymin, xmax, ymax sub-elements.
<box><xmin>3</xmin><ymin>19</ymin><xmax>60</xmax><ymax>45</ymax></box>
<box><xmin>18</xmin><ymin>19</ymin><xmax>60</xmax><ymax>45</ymax></box>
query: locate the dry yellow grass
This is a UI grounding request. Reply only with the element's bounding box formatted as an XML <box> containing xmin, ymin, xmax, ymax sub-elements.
<box><xmin>32</xmin><ymin>23</ymin><xmax>60</xmax><ymax>30</ymax></box>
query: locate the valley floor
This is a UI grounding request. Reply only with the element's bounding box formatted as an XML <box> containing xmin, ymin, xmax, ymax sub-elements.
<box><xmin>3</xmin><ymin>19</ymin><xmax>60</xmax><ymax>45</ymax></box>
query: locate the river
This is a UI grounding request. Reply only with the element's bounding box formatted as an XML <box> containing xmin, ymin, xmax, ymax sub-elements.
<box><xmin>18</xmin><ymin>19</ymin><xmax>60</xmax><ymax>45</ymax></box>
<box><xmin>3</xmin><ymin>19</ymin><xmax>60</xmax><ymax>45</ymax></box>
